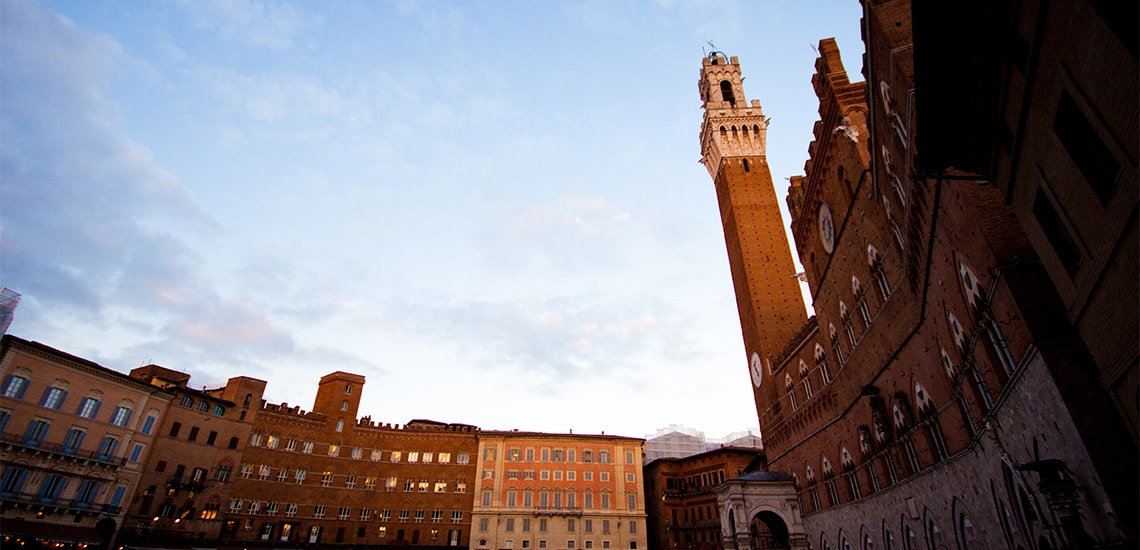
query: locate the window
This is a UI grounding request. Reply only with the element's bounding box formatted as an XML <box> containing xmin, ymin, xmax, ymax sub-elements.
<box><xmin>352</xmin><ymin>447</ymin><xmax>363</xmax><ymax>459</ymax></box>
<box><xmin>340</xmin><ymin>401</ymin><xmax>348</xmax><ymax>411</ymax></box>
<box><xmin>197</xmin><ymin>400</ymin><xmax>210</xmax><ymax>412</ymax></box>
<box><xmin>321</xmin><ymin>472</ymin><xmax>334</xmax><ymax>487</ymax></box>
<box><xmin>380</xmin><ymin>509</ymin><xmax>392</xmax><ymax>521</ymax></box>
<box><xmin>584</xmin><ymin>493</ymin><xmax>593</xmax><ymax>509</ymax></box>
<box><xmin>109</xmin><ymin>406</ymin><xmax>132</xmax><ymax>427</ymax></box>
<box><xmin>328</xmin><ymin>444</ymin><xmax>339</xmax><ymax>457</ymax></box>
<box><xmin>432</xmin><ymin>510</ymin><xmax>444</xmax><ymax>523</ymax></box>
<box><xmin>62</xmin><ymin>428</ymin><xmax>86</xmax><ymax>454</ymax></box>
<box><xmin>626</xmin><ymin>473</ymin><xmax>635</xmax><ymax>483</ymax></box>
<box><xmin>418</xmin><ymin>480</ymin><xmax>430</xmax><ymax>492</ymax></box>
<box><xmin>0</xmin><ymin>467</ymin><xmax>29</xmax><ymax>496</ymax></box>
<box><xmin>386</xmin><ymin>476</ymin><xmax>398</xmax><ymax>490</ymax></box>
<box><xmin>1054</xmin><ymin>91</ymin><xmax>1120</xmax><ymax>204</ymax></box>
<box><xmin>506</xmin><ymin>519</ymin><xmax>515</xmax><ymax>532</ymax></box>
<box><xmin>568</xmin><ymin>471</ymin><xmax>576</xmax><ymax>481</ymax></box>
<box><xmin>216</xmin><ymin>466</ymin><xmax>232</xmax><ymax>482</ymax></box>
<box><xmin>391</xmin><ymin>451</ymin><xmax>402</xmax><ymax>462</ymax></box>
<box><xmin>302</xmin><ymin>440</ymin><xmax>314</xmax><ymax>453</ymax></box>
<box><xmin>1033</xmin><ymin>186</ymin><xmax>1082</xmax><ymax>276</ymax></box>
<box><xmin>585</xmin><ymin>519</ymin><xmax>593</xmax><ymax>533</ymax></box>
<box><xmin>378</xmin><ymin>526</ymin><xmax>387</xmax><ymax>538</ymax></box>
<box><xmin>625</xmin><ymin>451</ymin><xmax>634</xmax><ymax>464</ymax></box>
<box><xmin>584</xmin><ymin>472</ymin><xmax>593</xmax><ymax>481</ymax></box>
<box><xmin>40</xmin><ymin>386</ymin><xmax>68</xmax><ymax>410</ymax></box>
<box><xmin>409</xmin><ymin>451</ymin><xmax>420</xmax><ymax>462</ymax></box>
<box><xmin>335</xmin><ymin>420</ymin><xmax>343</xmax><ymax>432</ymax></box>
<box><xmin>259</xmin><ymin>465</ymin><xmax>271</xmax><ymax>479</ymax></box>
<box><xmin>345</xmin><ymin>384</ymin><xmax>352</xmax><ymax>394</ymax></box>
<box><xmin>294</xmin><ymin>469</ymin><xmax>307</xmax><ymax>483</ymax></box>
<box><xmin>600</xmin><ymin>472</ymin><xmax>609</xmax><ymax>482</ymax></box>
<box><xmin>582</xmin><ymin>450</ymin><xmax>593</xmax><ymax>463</ymax></box>
<box><xmin>627</xmin><ymin>493</ymin><xmax>637</xmax><ymax>510</ymax></box>
<box><xmin>169</xmin><ymin>422</ymin><xmax>182</xmax><ymax>437</ymax></box>
<box><xmin>189</xmin><ymin>426</ymin><xmax>199</xmax><ymax>441</ymax></box>
<box><xmin>346</xmin><ymin>475</ymin><xmax>357</xmax><ymax>488</ymax></box>
<box><xmin>452</xmin><ymin>510</ymin><xmax>463</xmax><ymax>523</ymax></box>
<box><xmin>266</xmin><ymin>435</ymin><xmax>279</xmax><ymax>449</ymax></box>
<box><xmin>415</xmin><ymin>510</ymin><xmax>426</xmax><ymax>521</ymax></box>
<box><xmin>484</xmin><ymin>447</ymin><xmax>497</xmax><ymax>461</ymax></box>
<box><xmin>23</xmin><ymin>419</ymin><xmax>50</xmax><ymax>446</ymax></box>
<box><xmin>129</xmin><ymin>443</ymin><xmax>144</xmax><ymax>463</ymax></box>
<box><xmin>38</xmin><ymin>473</ymin><xmax>69</xmax><ymax>503</ymax></box>
<box><xmin>601</xmin><ymin>493</ymin><xmax>610</xmax><ymax>509</ymax></box>
<box><xmin>141</xmin><ymin>414</ymin><xmax>157</xmax><ymax>434</ymax></box>
<box><xmin>455</xmin><ymin>482</ymin><xmax>467</xmax><ymax>493</ymax></box>
<box><xmin>481</xmin><ymin>491</ymin><xmax>492</xmax><ymax>506</ymax></box>
<box><xmin>438</xmin><ymin>452</ymin><xmax>451</xmax><ymax>463</ymax></box>
<box><xmin>629</xmin><ymin>520</ymin><xmax>637</xmax><ymax>534</ymax></box>
<box><xmin>598</xmin><ymin>451</ymin><xmax>610</xmax><ymax>463</ymax></box>
<box><xmin>523</xmin><ymin>519</ymin><xmax>531</xmax><ymax>532</ymax></box>
<box><xmin>212</xmin><ymin>405</ymin><xmax>225</xmax><ymax>416</ymax></box>
<box><xmin>457</xmin><ymin>452</ymin><xmax>470</xmax><ymax>464</ymax></box>
<box><xmin>1</xmin><ymin>375</ymin><xmax>30</xmax><ymax>399</ymax></box>
<box><xmin>435</xmin><ymin>481</ymin><xmax>448</xmax><ymax>493</ymax></box>
<box><xmin>207</xmin><ymin>431</ymin><xmax>218</xmax><ymax>445</ymax></box>
<box><xmin>338</xmin><ymin>507</ymin><xmax>351</xmax><ymax>520</ymax></box>
<box><xmin>313</xmin><ymin>505</ymin><xmax>326</xmax><ymax>518</ymax></box>
<box><xmin>423</xmin><ymin>452</ymin><xmax>433</xmax><ymax>463</ymax></box>
<box><xmin>359</xmin><ymin>508</ymin><xmax>371</xmax><ymax>520</ymax></box>
<box><xmin>75</xmin><ymin>397</ymin><xmax>101</xmax><ymax>419</ymax></box>
<box><xmin>276</xmin><ymin>468</ymin><xmax>288</xmax><ymax>482</ymax></box>
<box><xmin>229</xmin><ymin>436</ymin><xmax>239</xmax><ymax>449</ymax></box>
<box><xmin>480</xmin><ymin>518</ymin><xmax>490</xmax><ymax>532</ymax></box>
<box><xmin>602</xmin><ymin>520</ymin><xmax>611</xmax><ymax>534</ymax></box>
<box><xmin>285</xmin><ymin>503</ymin><xmax>298</xmax><ymax>517</ymax></box>
<box><xmin>181</xmin><ymin>395</ymin><xmax>194</xmax><ymax>407</ymax></box>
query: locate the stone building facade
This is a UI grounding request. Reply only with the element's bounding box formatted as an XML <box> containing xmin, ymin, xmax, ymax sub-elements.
<box><xmin>119</xmin><ymin>364</ymin><xmax>266</xmax><ymax>545</ymax></box>
<box><xmin>643</xmin><ymin>447</ymin><xmax>762</xmax><ymax>550</ymax></box>
<box><xmin>225</xmin><ymin>371</ymin><xmax>480</xmax><ymax>548</ymax></box>
<box><xmin>0</xmin><ymin>335</ymin><xmax>174</xmax><ymax>547</ymax></box>
<box><xmin>471</xmin><ymin>431</ymin><xmax>647</xmax><ymax>550</ymax></box>
<box><xmin>700</xmin><ymin>1</ymin><xmax>1135</xmax><ymax>545</ymax></box>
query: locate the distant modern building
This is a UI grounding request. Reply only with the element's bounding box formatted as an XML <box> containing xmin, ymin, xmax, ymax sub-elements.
<box><xmin>0</xmin><ymin>335</ymin><xmax>174</xmax><ymax>548</ymax></box>
<box><xmin>698</xmin><ymin>0</ymin><xmax>1135</xmax><ymax>543</ymax></box>
<box><xmin>119</xmin><ymin>364</ymin><xmax>266</xmax><ymax>545</ymax></box>
<box><xmin>643</xmin><ymin>447</ymin><xmax>762</xmax><ymax>550</ymax></box>
<box><xmin>471</xmin><ymin>430</ymin><xmax>648</xmax><ymax>550</ymax></box>
<box><xmin>225</xmin><ymin>371</ymin><xmax>480</xmax><ymax>547</ymax></box>
<box><xmin>646</xmin><ymin>426</ymin><xmax>762</xmax><ymax>464</ymax></box>
<box><xmin>645</xmin><ymin>426</ymin><xmax>707</xmax><ymax>463</ymax></box>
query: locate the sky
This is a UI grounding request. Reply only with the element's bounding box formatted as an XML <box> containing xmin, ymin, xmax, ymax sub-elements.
<box><xmin>0</xmin><ymin>0</ymin><xmax>864</xmax><ymax>440</ymax></box>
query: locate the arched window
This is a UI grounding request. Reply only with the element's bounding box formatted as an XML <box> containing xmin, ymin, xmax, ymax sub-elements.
<box><xmin>799</xmin><ymin>360</ymin><xmax>813</xmax><ymax>398</ymax></box>
<box><xmin>786</xmin><ymin>373</ymin><xmax>797</xmax><ymax>410</ymax></box>
<box><xmin>814</xmin><ymin>343</ymin><xmax>831</xmax><ymax>383</ymax></box>
<box><xmin>947</xmin><ymin>312</ymin><xmax>967</xmax><ymax>350</ymax></box>
<box><xmin>958</xmin><ymin>262</ymin><xmax>984</xmax><ymax>316</ymax></box>
<box><xmin>720</xmin><ymin>80</ymin><xmax>736</xmax><ymax>106</ymax></box>
<box><xmin>830</xmin><ymin>324</ymin><xmax>846</xmax><ymax>365</ymax></box>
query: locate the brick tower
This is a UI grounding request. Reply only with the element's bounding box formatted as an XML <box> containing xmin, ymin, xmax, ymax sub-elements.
<box><xmin>699</xmin><ymin>53</ymin><xmax>808</xmax><ymax>423</ymax></box>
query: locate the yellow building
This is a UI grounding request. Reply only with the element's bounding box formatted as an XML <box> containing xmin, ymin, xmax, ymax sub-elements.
<box><xmin>471</xmin><ymin>431</ymin><xmax>647</xmax><ymax>550</ymax></box>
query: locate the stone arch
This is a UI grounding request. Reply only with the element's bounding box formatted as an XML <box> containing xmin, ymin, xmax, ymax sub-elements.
<box><xmin>751</xmin><ymin>510</ymin><xmax>791</xmax><ymax>549</ymax></box>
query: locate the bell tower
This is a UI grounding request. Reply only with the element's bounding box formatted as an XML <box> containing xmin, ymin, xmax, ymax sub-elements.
<box><xmin>699</xmin><ymin>53</ymin><xmax>808</xmax><ymax>423</ymax></box>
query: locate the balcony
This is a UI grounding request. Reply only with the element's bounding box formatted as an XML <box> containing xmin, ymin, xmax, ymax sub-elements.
<box><xmin>533</xmin><ymin>506</ymin><xmax>583</xmax><ymax>516</ymax></box>
<box><xmin>0</xmin><ymin>490</ymin><xmax>123</xmax><ymax>515</ymax></box>
<box><xmin>0</xmin><ymin>432</ymin><xmax>126</xmax><ymax>468</ymax></box>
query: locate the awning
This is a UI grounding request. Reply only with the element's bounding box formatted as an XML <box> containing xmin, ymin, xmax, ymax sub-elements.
<box><xmin>1</xmin><ymin>518</ymin><xmax>104</xmax><ymax>544</ymax></box>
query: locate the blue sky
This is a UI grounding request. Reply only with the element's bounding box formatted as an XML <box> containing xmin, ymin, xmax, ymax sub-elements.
<box><xmin>1</xmin><ymin>0</ymin><xmax>863</xmax><ymax>439</ymax></box>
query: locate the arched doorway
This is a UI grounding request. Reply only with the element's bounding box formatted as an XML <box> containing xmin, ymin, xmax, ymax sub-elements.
<box><xmin>751</xmin><ymin>511</ymin><xmax>790</xmax><ymax>549</ymax></box>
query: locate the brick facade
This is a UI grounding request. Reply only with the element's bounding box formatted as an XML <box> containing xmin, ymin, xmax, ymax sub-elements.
<box><xmin>1</xmin><ymin>335</ymin><xmax>175</xmax><ymax>547</ymax></box>
<box><xmin>471</xmin><ymin>431</ymin><xmax>647</xmax><ymax>550</ymax></box>
<box><xmin>644</xmin><ymin>447</ymin><xmax>762</xmax><ymax>550</ymax></box>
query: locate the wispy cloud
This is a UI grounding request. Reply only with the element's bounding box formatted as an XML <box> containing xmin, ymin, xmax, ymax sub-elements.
<box><xmin>509</xmin><ymin>195</ymin><xmax>631</xmax><ymax>236</ymax></box>
<box><xmin>178</xmin><ymin>0</ymin><xmax>313</xmax><ymax>50</ymax></box>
